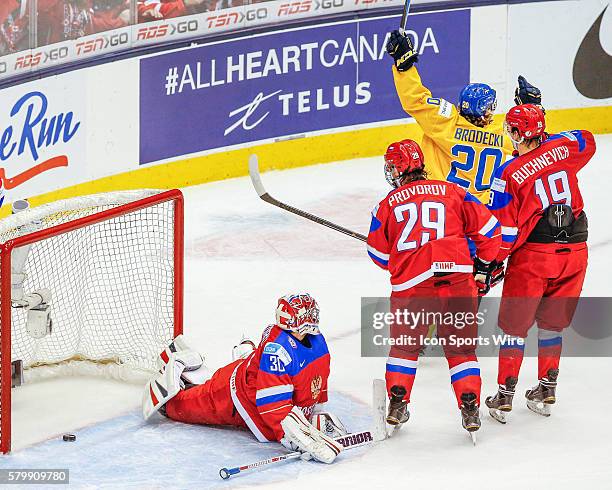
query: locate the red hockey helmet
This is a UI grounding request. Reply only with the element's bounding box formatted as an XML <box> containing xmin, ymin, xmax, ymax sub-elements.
<box><xmin>504</xmin><ymin>104</ymin><xmax>546</xmax><ymax>144</ymax></box>
<box><xmin>276</xmin><ymin>293</ymin><xmax>320</xmax><ymax>336</ymax></box>
<box><xmin>384</xmin><ymin>139</ymin><xmax>425</xmax><ymax>188</ymax></box>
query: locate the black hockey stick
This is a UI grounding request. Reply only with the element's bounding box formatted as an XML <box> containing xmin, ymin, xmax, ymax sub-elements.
<box><xmin>248</xmin><ymin>155</ymin><xmax>367</xmax><ymax>242</ymax></box>
<box><xmin>399</xmin><ymin>0</ymin><xmax>412</xmax><ymax>33</ymax></box>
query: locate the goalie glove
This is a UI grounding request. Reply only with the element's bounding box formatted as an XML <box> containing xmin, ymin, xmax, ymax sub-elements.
<box><xmin>312</xmin><ymin>406</ymin><xmax>348</xmax><ymax>438</ymax></box>
<box><xmin>280</xmin><ymin>407</ymin><xmax>343</xmax><ymax>464</ymax></box>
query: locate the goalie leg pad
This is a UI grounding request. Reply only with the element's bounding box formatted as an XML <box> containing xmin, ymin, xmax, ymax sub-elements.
<box><xmin>157</xmin><ymin>335</ymin><xmax>207</xmax><ymax>387</ymax></box>
<box><xmin>232</xmin><ymin>337</ymin><xmax>256</xmax><ymax>361</ymax></box>
<box><xmin>143</xmin><ymin>355</ymin><xmax>187</xmax><ymax>420</ymax></box>
<box><xmin>157</xmin><ymin>334</ymin><xmax>200</xmax><ymax>370</ymax></box>
<box><xmin>281</xmin><ymin>407</ymin><xmax>342</xmax><ymax>464</ymax></box>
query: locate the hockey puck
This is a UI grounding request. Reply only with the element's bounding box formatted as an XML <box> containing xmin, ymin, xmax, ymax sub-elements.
<box><xmin>62</xmin><ymin>434</ymin><xmax>76</xmax><ymax>442</ymax></box>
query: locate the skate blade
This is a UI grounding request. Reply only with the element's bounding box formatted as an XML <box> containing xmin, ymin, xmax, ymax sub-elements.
<box><xmin>384</xmin><ymin>423</ymin><xmax>402</xmax><ymax>438</ymax></box>
<box><xmin>526</xmin><ymin>399</ymin><xmax>551</xmax><ymax>417</ymax></box>
<box><xmin>488</xmin><ymin>408</ymin><xmax>508</xmax><ymax>424</ymax></box>
<box><xmin>469</xmin><ymin>431</ymin><xmax>477</xmax><ymax>446</ymax></box>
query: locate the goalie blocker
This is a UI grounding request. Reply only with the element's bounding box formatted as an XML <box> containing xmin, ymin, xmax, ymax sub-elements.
<box><xmin>143</xmin><ymin>293</ymin><xmax>347</xmax><ymax>464</ymax></box>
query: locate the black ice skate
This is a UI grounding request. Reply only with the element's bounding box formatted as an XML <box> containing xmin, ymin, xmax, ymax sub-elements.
<box><xmin>525</xmin><ymin>368</ymin><xmax>558</xmax><ymax>417</ymax></box>
<box><xmin>386</xmin><ymin>385</ymin><xmax>410</xmax><ymax>426</ymax></box>
<box><xmin>460</xmin><ymin>392</ymin><xmax>481</xmax><ymax>445</ymax></box>
<box><xmin>485</xmin><ymin>376</ymin><xmax>518</xmax><ymax>424</ymax></box>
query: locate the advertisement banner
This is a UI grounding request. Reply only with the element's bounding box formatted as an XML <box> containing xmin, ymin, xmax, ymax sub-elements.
<box><xmin>139</xmin><ymin>10</ymin><xmax>470</xmax><ymax>164</ymax></box>
<box><xmin>507</xmin><ymin>0</ymin><xmax>612</xmax><ymax>109</ymax></box>
<box><xmin>0</xmin><ymin>75</ymin><xmax>87</xmax><ymax>205</ymax></box>
<box><xmin>0</xmin><ymin>27</ymin><xmax>132</xmax><ymax>83</ymax></box>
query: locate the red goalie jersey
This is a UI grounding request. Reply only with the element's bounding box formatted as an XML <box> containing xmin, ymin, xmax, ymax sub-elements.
<box><xmin>367</xmin><ymin>180</ymin><xmax>501</xmax><ymax>292</ymax></box>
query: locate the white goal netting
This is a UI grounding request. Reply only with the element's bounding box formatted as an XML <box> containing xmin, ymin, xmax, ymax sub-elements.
<box><xmin>0</xmin><ymin>190</ymin><xmax>181</xmax><ymax>378</ymax></box>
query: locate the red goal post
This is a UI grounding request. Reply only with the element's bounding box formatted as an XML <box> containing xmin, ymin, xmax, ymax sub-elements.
<box><xmin>0</xmin><ymin>189</ymin><xmax>184</xmax><ymax>453</ymax></box>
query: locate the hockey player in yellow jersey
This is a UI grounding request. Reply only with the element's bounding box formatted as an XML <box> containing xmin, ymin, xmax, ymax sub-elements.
<box><xmin>386</xmin><ymin>30</ymin><xmax>517</xmax><ymax>204</ymax></box>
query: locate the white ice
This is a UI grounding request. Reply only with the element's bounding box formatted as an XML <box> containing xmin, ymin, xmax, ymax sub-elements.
<box><xmin>1</xmin><ymin>135</ymin><xmax>611</xmax><ymax>489</ymax></box>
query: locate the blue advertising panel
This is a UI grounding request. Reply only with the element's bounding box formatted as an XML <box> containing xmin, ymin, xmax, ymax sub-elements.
<box><xmin>140</xmin><ymin>10</ymin><xmax>470</xmax><ymax>164</ymax></box>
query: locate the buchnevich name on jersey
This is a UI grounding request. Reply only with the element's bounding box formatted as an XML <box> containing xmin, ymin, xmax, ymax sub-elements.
<box><xmin>511</xmin><ymin>145</ymin><xmax>570</xmax><ymax>184</ymax></box>
<box><xmin>454</xmin><ymin>128</ymin><xmax>504</xmax><ymax>148</ymax></box>
<box><xmin>388</xmin><ymin>183</ymin><xmax>448</xmax><ymax>206</ymax></box>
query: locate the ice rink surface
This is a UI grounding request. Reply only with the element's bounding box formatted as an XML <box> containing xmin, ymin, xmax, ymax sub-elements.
<box><xmin>1</xmin><ymin>135</ymin><xmax>611</xmax><ymax>489</ymax></box>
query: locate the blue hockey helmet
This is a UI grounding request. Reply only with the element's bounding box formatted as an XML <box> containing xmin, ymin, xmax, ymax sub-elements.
<box><xmin>459</xmin><ymin>83</ymin><xmax>497</xmax><ymax>119</ymax></box>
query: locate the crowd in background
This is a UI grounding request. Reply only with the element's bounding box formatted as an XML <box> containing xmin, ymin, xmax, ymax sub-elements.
<box><xmin>0</xmin><ymin>0</ymin><xmax>252</xmax><ymax>56</ymax></box>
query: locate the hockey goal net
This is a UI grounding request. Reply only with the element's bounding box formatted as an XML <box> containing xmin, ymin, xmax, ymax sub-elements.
<box><xmin>0</xmin><ymin>189</ymin><xmax>184</xmax><ymax>453</ymax></box>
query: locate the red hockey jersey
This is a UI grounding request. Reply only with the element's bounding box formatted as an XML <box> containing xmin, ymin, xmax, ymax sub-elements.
<box><xmin>488</xmin><ymin>130</ymin><xmax>596</xmax><ymax>262</ymax></box>
<box><xmin>367</xmin><ymin>179</ymin><xmax>501</xmax><ymax>292</ymax></box>
<box><xmin>232</xmin><ymin>325</ymin><xmax>330</xmax><ymax>442</ymax></box>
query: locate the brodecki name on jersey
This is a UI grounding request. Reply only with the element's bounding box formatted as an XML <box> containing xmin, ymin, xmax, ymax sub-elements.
<box><xmin>388</xmin><ymin>183</ymin><xmax>448</xmax><ymax>206</ymax></box>
<box><xmin>454</xmin><ymin>128</ymin><xmax>504</xmax><ymax>148</ymax></box>
<box><xmin>511</xmin><ymin>145</ymin><xmax>570</xmax><ymax>184</ymax></box>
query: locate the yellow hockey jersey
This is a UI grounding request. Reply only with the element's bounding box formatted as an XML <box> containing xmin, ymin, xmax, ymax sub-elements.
<box><xmin>393</xmin><ymin>66</ymin><xmax>514</xmax><ymax>203</ymax></box>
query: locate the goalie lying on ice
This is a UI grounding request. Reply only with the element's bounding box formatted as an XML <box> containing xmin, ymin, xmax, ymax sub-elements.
<box><xmin>143</xmin><ymin>293</ymin><xmax>346</xmax><ymax>464</ymax></box>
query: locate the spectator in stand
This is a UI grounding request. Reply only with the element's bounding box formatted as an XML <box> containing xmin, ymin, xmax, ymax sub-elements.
<box><xmin>37</xmin><ymin>0</ymin><xmax>93</xmax><ymax>46</ymax></box>
<box><xmin>90</xmin><ymin>0</ymin><xmax>130</xmax><ymax>33</ymax></box>
<box><xmin>0</xmin><ymin>0</ymin><xmax>29</xmax><ymax>56</ymax></box>
<box><xmin>137</xmin><ymin>0</ymin><xmax>219</xmax><ymax>21</ymax></box>
<box><xmin>0</xmin><ymin>1</ymin><xmax>20</xmax><ymax>23</ymax></box>
<box><xmin>37</xmin><ymin>0</ymin><xmax>130</xmax><ymax>46</ymax></box>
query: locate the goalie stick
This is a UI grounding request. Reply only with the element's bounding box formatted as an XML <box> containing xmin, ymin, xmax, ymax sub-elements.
<box><xmin>219</xmin><ymin>429</ymin><xmax>376</xmax><ymax>480</ymax></box>
<box><xmin>248</xmin><ymin>155</ymin><xmax>367</xmax><ymax>242</ymax></box>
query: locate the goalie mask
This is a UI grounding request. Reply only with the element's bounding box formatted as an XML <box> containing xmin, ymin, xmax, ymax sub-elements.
<box><xmin>276</xmin><ymin>293</ymin><xmax>320</xmax><ymax>336</ymax></box>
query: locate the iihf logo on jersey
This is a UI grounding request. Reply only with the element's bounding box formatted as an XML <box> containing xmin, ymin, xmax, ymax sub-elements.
<box><xmin>0</xmin><ymin>91</ymin><xmax>80</xmax><ymax>196</ymax></box>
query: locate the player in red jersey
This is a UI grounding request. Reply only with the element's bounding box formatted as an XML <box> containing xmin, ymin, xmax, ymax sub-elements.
<box><xmin>142</xmin><ymin>293</ymin><xmax>345</xmax><ymax>464</ymax></box>
<box><xmin>484</xmin><ymin>104</ymin><xmax>596</xmax><ymax>422</ymax></box>
<box><xmin>367</xmin><ymin>139</ymin><xmax>501</xmax><ymax>438</ymax></box>
<box><xmin>90</xmin><ymin>1</ymin><xmax>130</xmax><ymax>33</ymax></box>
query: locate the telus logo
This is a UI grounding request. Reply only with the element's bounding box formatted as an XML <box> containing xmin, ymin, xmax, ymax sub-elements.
<box><xmin>0</xmin><ymin>91</ymin><xmax>79</xmax><ymax>190</ymax></box>
<box><xmin>573</xmin><ymin>5</ymin><xmax>612</xmax><ymax>99</ymax></box>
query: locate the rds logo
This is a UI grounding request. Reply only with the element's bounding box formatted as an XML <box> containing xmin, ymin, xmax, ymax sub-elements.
<box><xmin>0</xmin><ymin>91</ymin><xmax>80</xmax><ymax>192</ymax></box>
